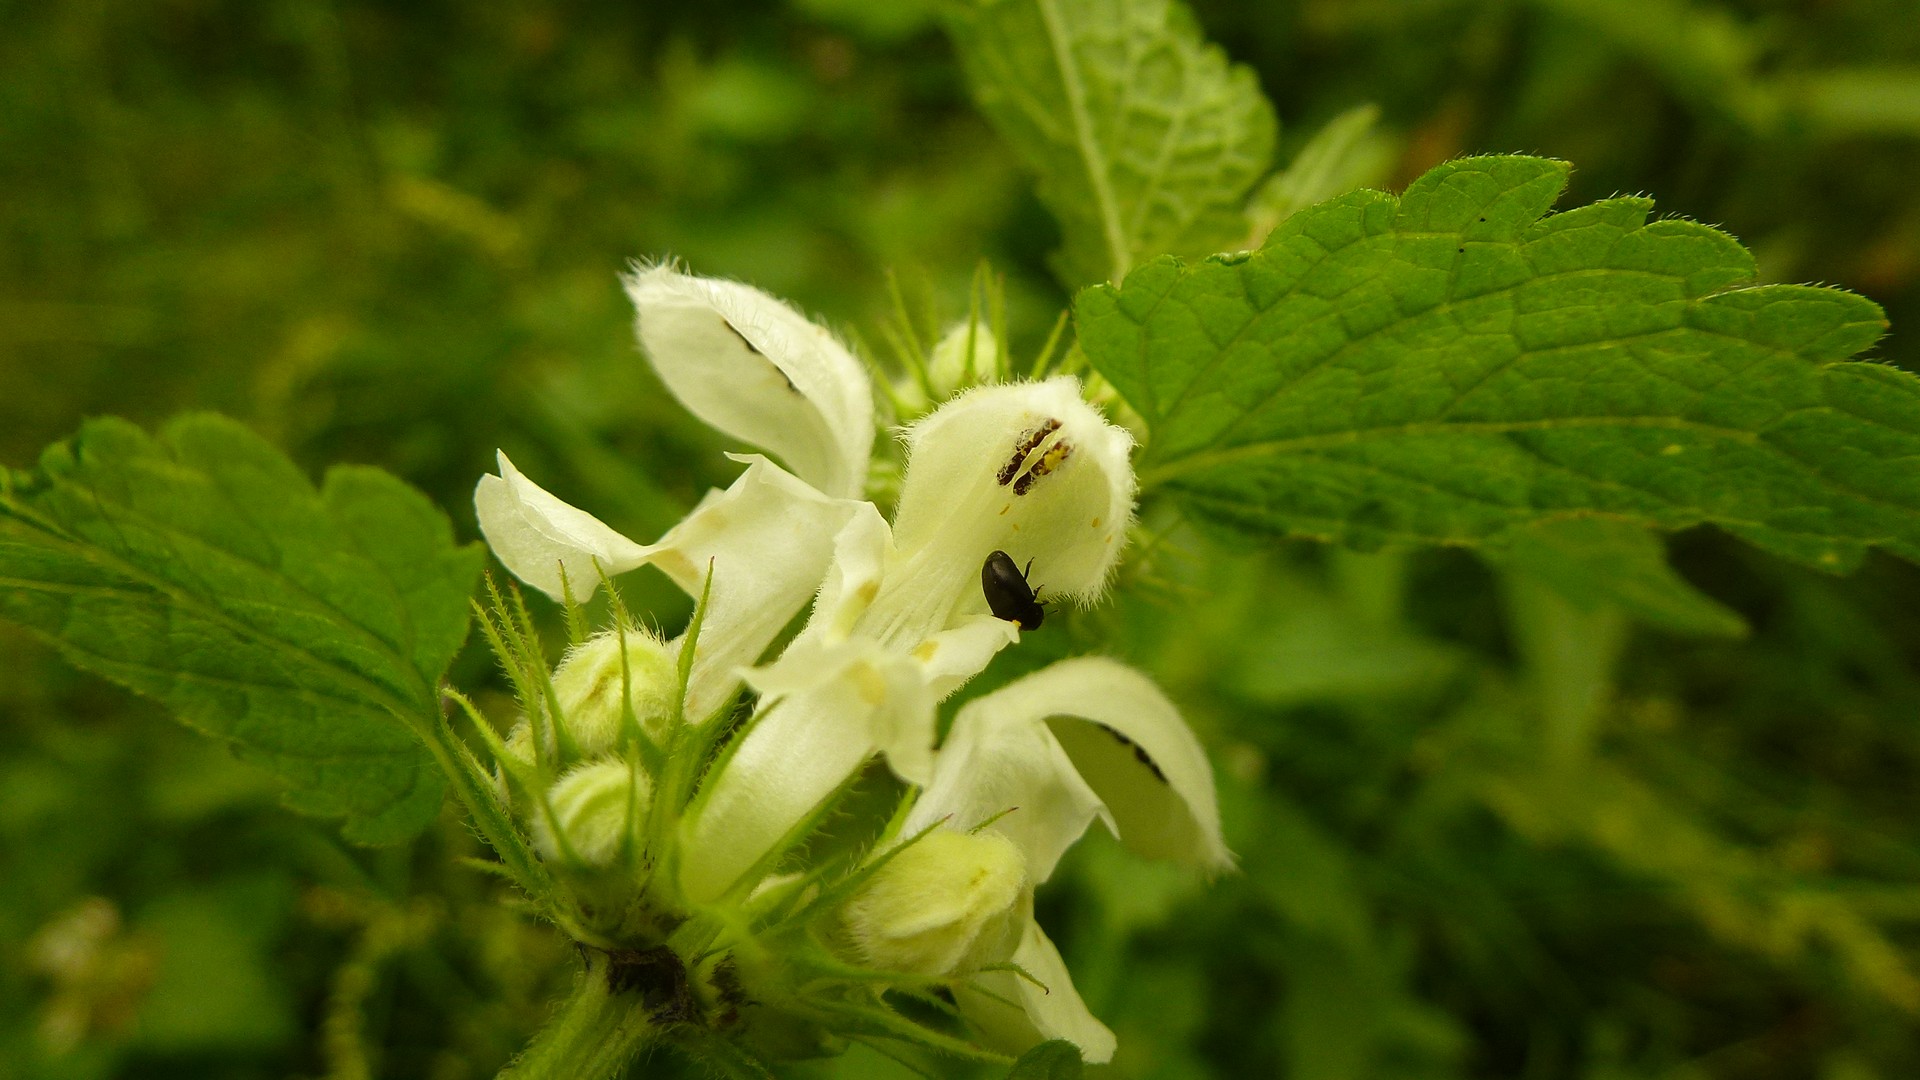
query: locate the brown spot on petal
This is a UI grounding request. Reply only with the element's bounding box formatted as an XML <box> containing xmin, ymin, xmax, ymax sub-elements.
<box><xmin>1012</xmin><ymin>440</ymin><xmax>1072</xmax><ymax>495</ymax></box>
<box><xmin>997</xmin><ymin>419</ymin><xmax>1062</xmax><ymax>486</ymax></box>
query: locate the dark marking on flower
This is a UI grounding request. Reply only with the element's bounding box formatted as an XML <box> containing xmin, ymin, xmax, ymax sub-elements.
<box><xmin>1012</xmin><ymin>440</ymin><xmax>1073</xmax><ymax>496</ymax></box>
<box><xmin>721</xmin><ymin>317</ymin><xmax>802</xmax><ymax>393</ymax></box>
<box><xmin>720</xmin><ymin>318</ymin><xmax>764</xmax><ymax>357</ymax></box>
<box><xmin>997</xmin><ymin>418</ymin><xmax>1062</xmax><ymax>486</ymax></box>
<box><xmin>1096</xmin><ymin>723</ymin><xmax>1167</xmax><ymax>784</ymax></box>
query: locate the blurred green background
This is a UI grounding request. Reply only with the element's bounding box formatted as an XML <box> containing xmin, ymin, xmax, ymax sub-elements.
<box><xmin>5</xmin><ymin>0</ymin><xmax>1920</xmax><ymax>1076</ymax></box>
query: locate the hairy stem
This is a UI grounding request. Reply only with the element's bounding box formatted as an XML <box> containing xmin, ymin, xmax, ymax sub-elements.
<box><xmin>498</xmin><ymin>960</ymin><xmax>657</xmax><ymax>1080</ymax></box>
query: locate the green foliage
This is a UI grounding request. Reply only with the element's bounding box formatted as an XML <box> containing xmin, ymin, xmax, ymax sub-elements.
<box><xmin>1500</xmin><ymin>517</ymin><xmax>1746</xmax><ymax>637</ymax></box>
<box><xmin>1078</xmin><ymin>155</ymin><xmax>1908</xmax><ymax>572</ymax></box>
<box><xmin>5</xmin><ymin>0</ymin><xmax>1920</xmax><ymax>1077</ymax></box>
<box><xmin>0</xmin><ymin>415</ymin><xmax>480</xmax><ymax>843</ymax></box>
<box><xmin>943</xmin><ymin>0</ymin><xmax>1277</xmax><ymax>287</ymax></box>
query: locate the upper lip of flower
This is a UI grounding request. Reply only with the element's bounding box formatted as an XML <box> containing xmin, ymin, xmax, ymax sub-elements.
<box><xmin>624</xmin><ymin>261</ymin><xmax>875</xmax><ymax>501</ymax></box>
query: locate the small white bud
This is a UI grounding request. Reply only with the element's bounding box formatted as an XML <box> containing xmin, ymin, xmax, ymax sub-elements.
<box><xmin>551</xmin><ymin>629</ymin><xmax>677</xmax><ymax>754</ymax></box>
<box><xmin>840</xmin><ymin>830</ymin><xmax>1031</xmax><ymax>977</ymax></box>
<box><xmin>531</xmin><ymin>758</ymin><xmax>651</xmax><ymax>867</ymax></box>
<box><xmin>498</xmin><ymin>629</ymin><xmax>677</xmax><ymax>788</ymax></box>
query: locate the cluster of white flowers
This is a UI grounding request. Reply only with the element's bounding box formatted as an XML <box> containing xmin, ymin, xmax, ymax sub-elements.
<box><xmin>474</xmin><ymin>263</ymin><xmax>1229</xmax><ymax>1062</ymax></box>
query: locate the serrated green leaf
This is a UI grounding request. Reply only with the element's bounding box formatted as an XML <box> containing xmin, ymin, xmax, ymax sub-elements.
<box><xmin>944</xmin><ymin>0</ymin><xmax>1276</xmax><ymax>287</ymax></box>
<box><xmin>1077</xmin><ymin>154</ymin><xmax>1912</xmax><ymax>572</ymax></box>
<box><xmin>1004</xmin><ymin>1040</ymin><xmax>1084</xmax><ymax>1080</ymax></box>
<box><xmin>0</xmin><ymin>415</ymin><xmax>483</xmax><ymax>843</ymax></box>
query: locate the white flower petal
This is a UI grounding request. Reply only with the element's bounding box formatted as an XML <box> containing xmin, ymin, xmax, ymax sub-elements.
<box><xmin>905</xmin><ymin>681</ymin><xmax>1104</xmax><ymax>885</ymax></box>
<box><xmin>1020</xmin><ymin>657</ymin><xmax>1232</xmax><ymax>872</ymax></box>
<box><xmin>798</xmin><ymin>502</ymin><xmax>894</xmax><ymax>646</ymax></box>
<box><xmin>855</xmin><ymin>377</ymin><xmax>1134</xmax><ymax>653</ymax></box>
<box><xmin>679</xmin><ymin>684</ymin><xmax>873</xmax><ymax>904</ymax></box>
<box><xmin>477</xmin><ymin>453</ymin><xmax>859</xmax><ymax>721</ymax></box>
<box><xmin>913</xmin><ymin>657</ymin><xmax>1230</xmax><ymax>878</ymax></box>
<box><xmin>911</xmin><ymin>616</ymin><xmax>1020</xmax><ymax>701</ymax></box>
<box><xmin>957</xmin><ymin>922</ymin><xmax>1116</xmax><ymax>1064</ymax></box>
<box><xmin>653</xmin><ymin>455</ymin><xmax>862</xmax><ymax>720</ymax></box>
<box><xmin>680</xmin><ymin>640</ymin><xmax>936</xmax><ymax>903</ymax></box>
<box><xmin>475</xmin><ymin>451</ymin><xmax>654</xmax><ymax>601</ymax></box>
<box><xmin>626</xmin><ymin>264</ymin><xmax>873</xmax><ymax>499</ymax></box>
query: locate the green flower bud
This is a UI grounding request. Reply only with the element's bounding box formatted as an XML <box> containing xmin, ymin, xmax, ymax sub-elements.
<box><xmin>926</xmin><ymin>319</ymin><xmax>998</xmax><ymax>400</ymax></box>
<box><xmin>502</xmin><ymin>629</ymin><xmax>677</xmax><ymax>776</ymax></box>
<box><xmin>840</xmin><ymin>829</ymin><xmax>1031</xmax><ymax>977</ymax></box>
<box><xmin>532</xmin><ymin>758</ymin><xmax>651</xmax><ymax>867</ymax></box>
<box><xmin>553</xmin><ymin>629</ymin><xmax>677</xmax><ymax>754</ymax></box>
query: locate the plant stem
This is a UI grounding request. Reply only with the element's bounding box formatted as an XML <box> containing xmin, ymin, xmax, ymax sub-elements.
<box><xmin>498</xmin><ymin>960</ymin><xmax>657</xmax><ymax>1080</ymax></box>
<box><xmin>1503</xmin><ymin>572</ymin><xmax>1628</xmax><ymax>766</ymax></box>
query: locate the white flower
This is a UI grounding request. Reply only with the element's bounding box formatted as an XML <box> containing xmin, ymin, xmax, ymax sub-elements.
<box><xmin>677</xmin><ymin>378</ymin><xmax>1138</xmax><ymax>902</ymax></box>
<box><xmin>469</xmin><ymin>263</ymin><xmax>1228</xmax><ymax>1068</ymax></box>
<box><xmin>474</xmin><ymin>264</ymin><xmax>1150</xmax><ymax>924</ymax></box>
<box><xmin>902</xmin><ymin>656</ymin><xmax>1232</xmax><ymax>1063</ymax></box>
<box><xmin>476</xmin><ymin>264</ymin><xmax>878</xmax><ymax>720</ymax></box>
<box><xmin>857</xmin><ymin>376</ymin><xmax>1135</xmax><ymax>649</ymax></box>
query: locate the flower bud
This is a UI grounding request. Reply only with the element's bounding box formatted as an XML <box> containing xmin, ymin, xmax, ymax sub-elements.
<box><xmin>839</xmin><ymin>830</ymin><xmax>1031</xmax><ymax>977</ymax></box>
<box><xmin>926</xmin><ymin>319</ymin><xmax>998</xmax><ymax>400</ymax></box>
<box><xmin>552</xmin><ymin>629</ymin><xmax>677</xmax><ymax>752</ymax></box>
<box><xmin>531</xmin><ymin>758</ymin><xmax>651</xmax><ymax>867</ymax></box>
<box><xmin>505</xmin><ymin>629</ymin><xmax>677</xmax><ymax>777</ymax></box>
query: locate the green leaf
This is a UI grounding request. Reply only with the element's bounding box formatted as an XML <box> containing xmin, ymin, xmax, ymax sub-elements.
<box><xmin>1500</xmin><ymin>519</ymin><xmax>1746</xmax><ymax>638</ymax></box>
<box><xmin>0</xmin><ymin>415</ymin><xmax>483</xmax><ymax>843</ymax></box>
<box><xmin>944</xmin><ymin>0</ymin><xmax>1277</xmax><ymax>287</ymax></box>
<box><xmin>1004</xmin><ymin>1040</ymin><xmax>1084</xmax><ymax>1080</ymax></box>
<box><xmin>1077</xmin><ymin>154</ymin><xmax>1909</xmax><ymax>572</ymax></box>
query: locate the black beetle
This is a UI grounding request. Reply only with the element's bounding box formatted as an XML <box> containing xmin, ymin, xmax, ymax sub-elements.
<box><xmin>982</xmin><ymin>550</ymin><xmax>1047</xmax><ymax>630</ymax></box>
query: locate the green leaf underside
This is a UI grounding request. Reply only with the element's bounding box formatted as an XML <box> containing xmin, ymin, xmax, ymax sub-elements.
<box><xmin>1502</xmin><ymin>519</ymin><xmax>1747</xmax><ymax>638</ymax></box>
<box><xmin>1078</xmin><ymin>155</ymin><xmax>1911</xmax><ymax>571</ymax></box>
<box><xmin>944</xmin><ymin>0</ymin><xmax>1276</xmax><ymax>287</ymax></box>
<box><xmin>0</xmin><ymin>416</ymin><xmax>483</xmax><ymax>843</ymax></box>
